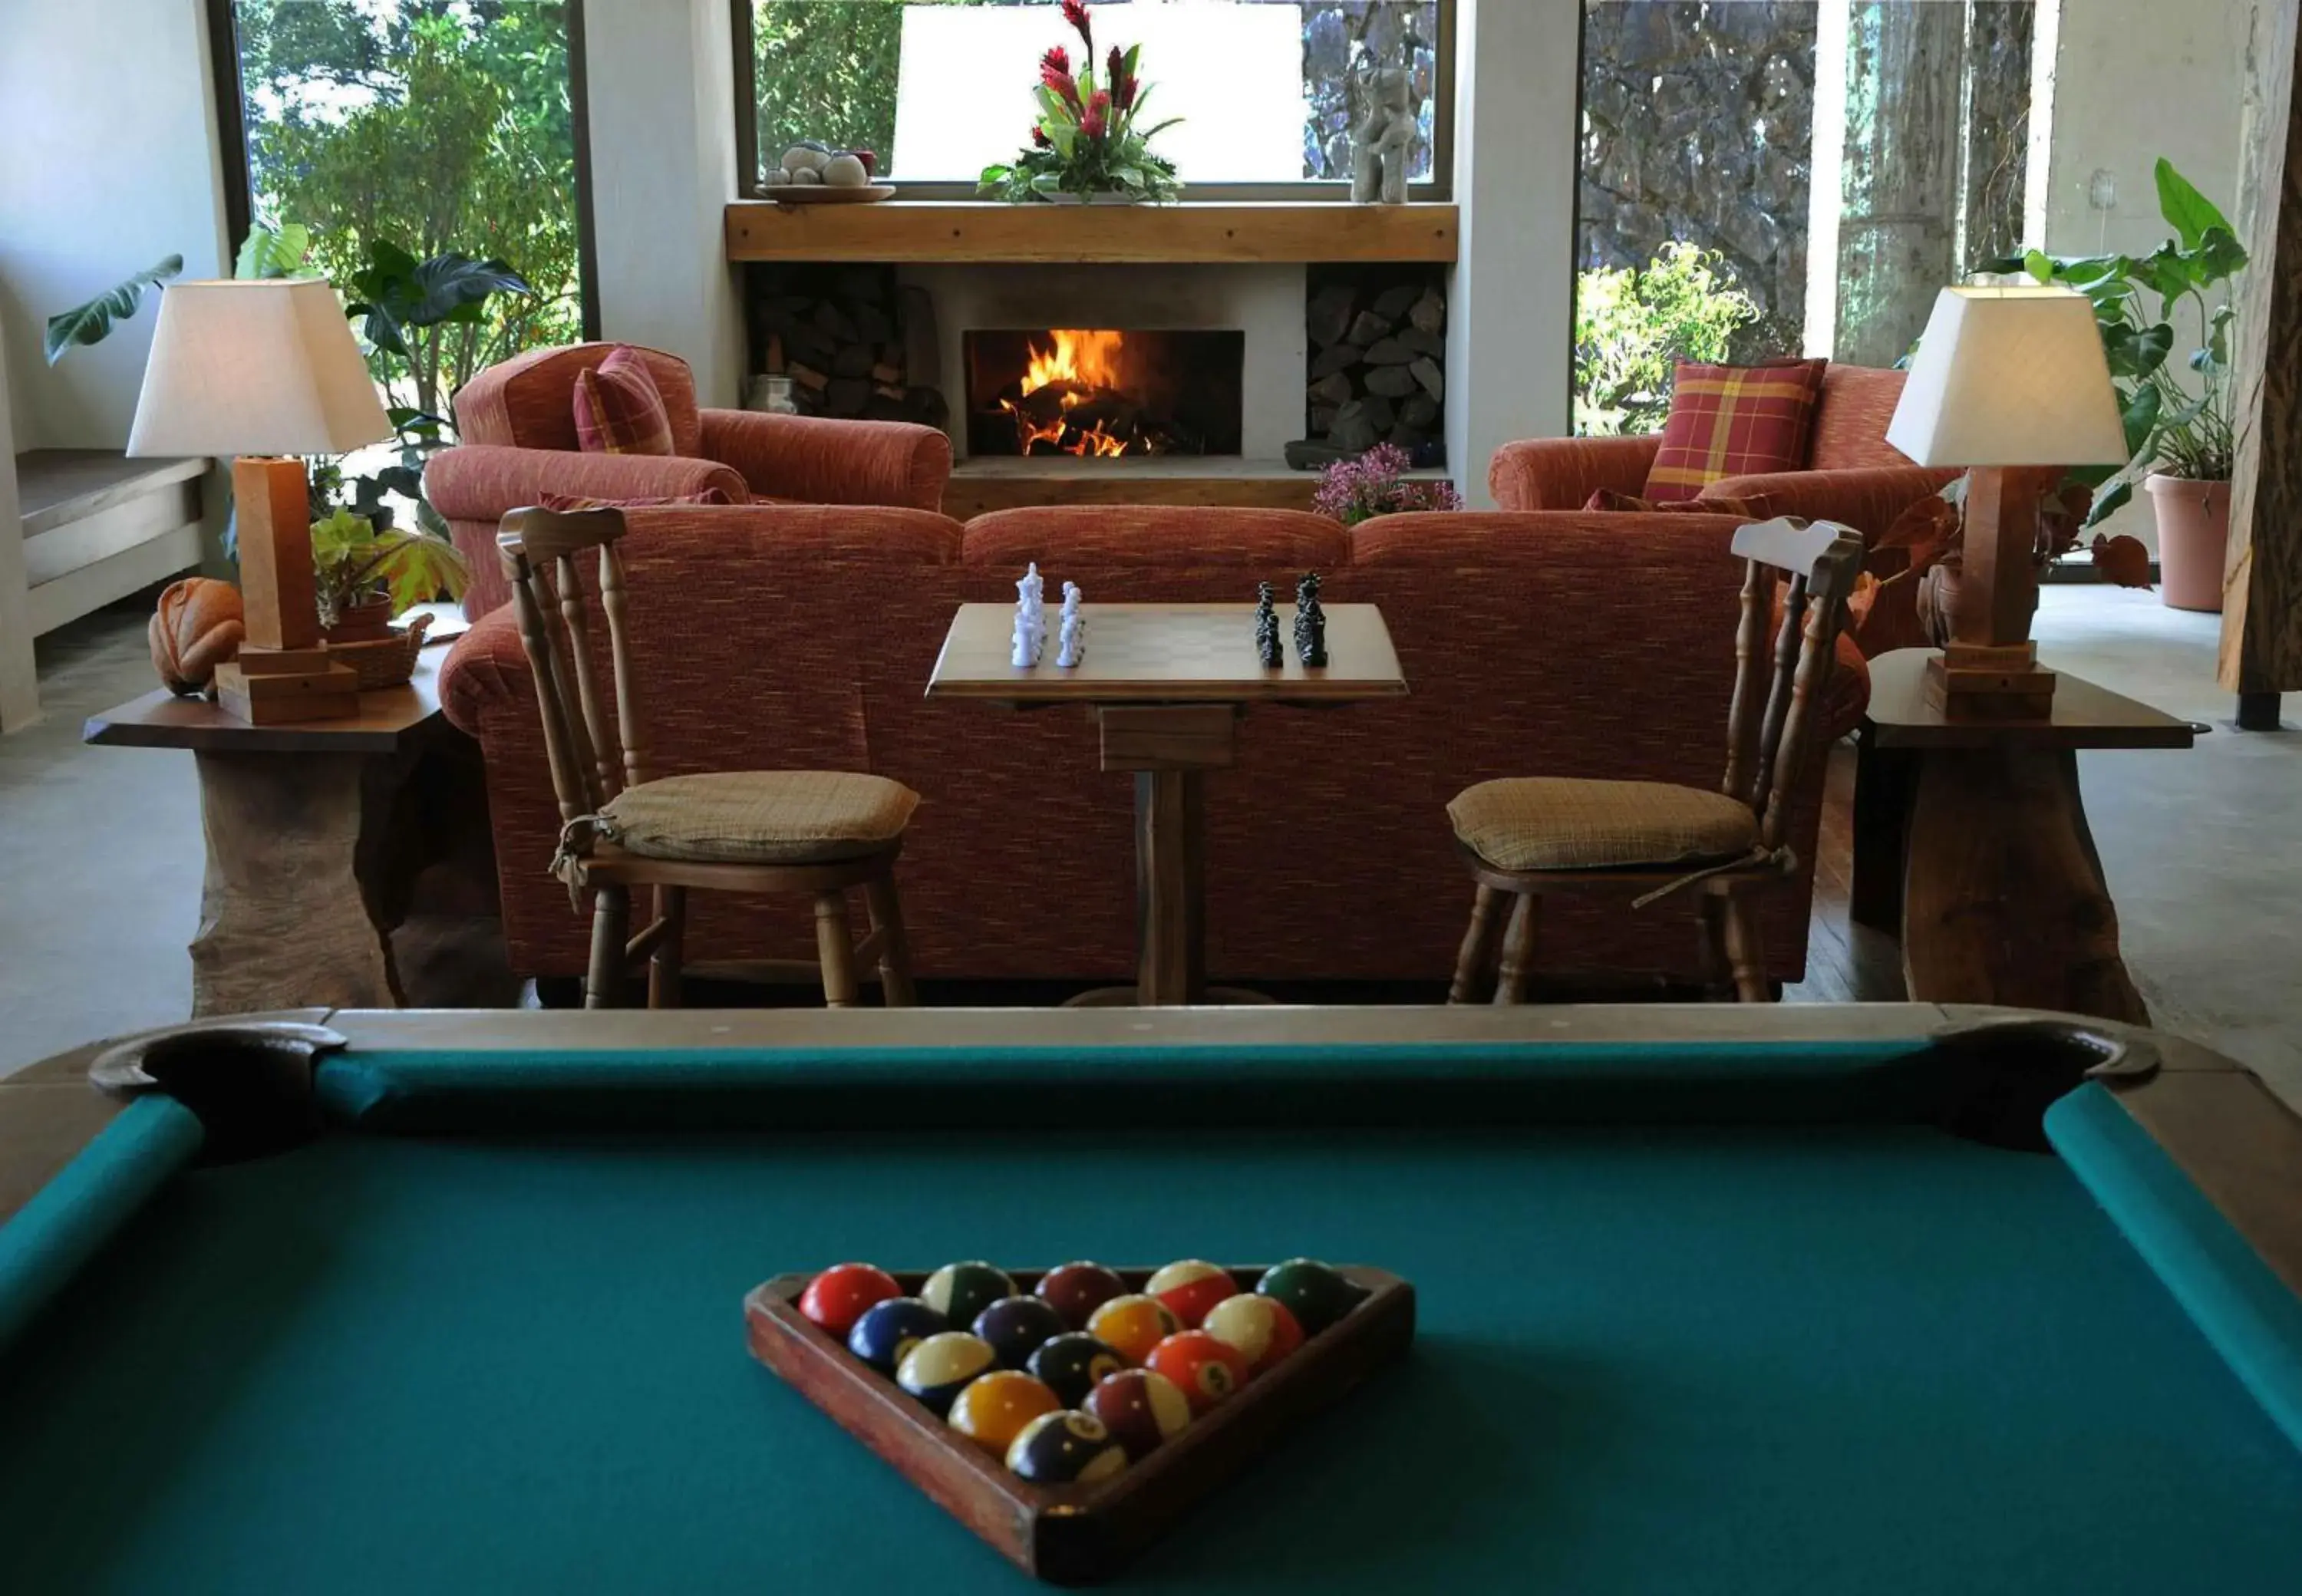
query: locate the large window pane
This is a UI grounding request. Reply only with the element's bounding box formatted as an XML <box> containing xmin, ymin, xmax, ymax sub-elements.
<box><xmin>223</xmin><ymin>0</ymin><xmax>587</xmax><ymax>417</ymax></box>
<box><xmin>1575</xmin><ymin>2</ymin><xmax>2034</xmax><ymax>434</ymax></box>
<box><xmin>749</xmin><ymin>1</ymin><xmax>1444</xmax><ymax>188</ymax></box>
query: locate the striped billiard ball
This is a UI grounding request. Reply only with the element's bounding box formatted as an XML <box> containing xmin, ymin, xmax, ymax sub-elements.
<box><xmin>1145</xmin><ymin>1260</ymin><xmax>1237</xmax><ymax>1328</ymax></box>
<box><xmin>1006</xmin><ymin>1410</ymin><xmax>1129</xmax><ymax>1486</ymax></box>
<box><xmin>921</xmin><ymin>1261</ymin><xmax>1016</xmax><ymax>1331</ymax></box>
<box><xmin>1201</xmin><ymin>1291</ymin><xmax>1304</xmax><ymax>1373</ymax></box>
<box><xmin>1087</xmin><ymin>1294</ymin><xmax>1181</xmax><ymax>1364</ymax></box>
<box><xmin>896</xmin><ymin>1331</ymin><xmax>999</xmax><ymax>1415</ymax></box>
<box><xmin>1083</xmin><ymin>1369</ymin><xmax>1192</xmax><ymax>1460</ymax></box>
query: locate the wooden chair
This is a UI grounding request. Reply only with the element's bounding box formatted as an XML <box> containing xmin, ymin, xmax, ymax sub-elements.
<box><xmin>498</xmin><ymin>506</ymin><xmax>919</xmax><ymax>1010</ymax></box>
<box><xmin>1444</xmin><ymin>516</ymin><xmax>1866</xmax><ymax>1004</ymax></box>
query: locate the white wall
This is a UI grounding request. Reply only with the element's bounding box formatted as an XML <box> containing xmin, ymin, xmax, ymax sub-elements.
<box><xmin>0</xmin><ymin>0</ymin><xmax>230</xmax><ymax>453</ymax></box>
<box><xmin>2040</xmin><ymin>0</ymin><xmax>2251</xmax><ymax>552</ymax></box>
<box><xmin>583</xmin><ymin>0</ymin><xmax>747</xmax><ymax>407</ymax></box>
<box><xmin>1446</xmin><ymin>0</ymin><xmax>1582</xmax><ymax>506</ymax></box>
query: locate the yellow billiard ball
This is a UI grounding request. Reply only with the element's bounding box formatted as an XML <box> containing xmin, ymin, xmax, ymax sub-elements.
<box><xmin>946</xmin><ymin>1370</ymin><xmax>1062</xmax><ymax>1454</ymax></box>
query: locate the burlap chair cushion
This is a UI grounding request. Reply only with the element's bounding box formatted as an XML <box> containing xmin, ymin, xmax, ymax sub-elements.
<box><xmin>599</xmin><ymin>771</ymin><xmax>918</xmax><ymax>865</ymax></box>
<box><xmin>1448</xmin><ymin>778</ymin><xmax>1756</xmax><ymax>872</ymax></box>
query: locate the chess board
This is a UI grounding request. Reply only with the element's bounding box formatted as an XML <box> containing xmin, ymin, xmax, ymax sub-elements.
<box><xmin>925</xmin><ymin>603</ymin><xmax>1407</xmax><ymax>703</ymax></box>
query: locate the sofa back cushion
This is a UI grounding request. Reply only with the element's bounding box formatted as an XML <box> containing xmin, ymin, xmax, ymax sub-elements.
<box><xmin>961</xmin><ymin>507</ymin><xmax>1350</xmax><ymax>569</ymax></box>
<box><xmin>453</xmin><ymin>342</ymin><xmax>704</xmax><ymax>457</ymax></box>
<box><xmin>1809</xmin><ymin>364</ymin><xmax>1911</xmax><ymax>470</ymax></box>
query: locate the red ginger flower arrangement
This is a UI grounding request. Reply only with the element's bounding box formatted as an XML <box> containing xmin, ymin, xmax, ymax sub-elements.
<box><xmin>980</xmin><ymin>1</ymin><xmax>1180</xmax><ymax>203</ymax></box>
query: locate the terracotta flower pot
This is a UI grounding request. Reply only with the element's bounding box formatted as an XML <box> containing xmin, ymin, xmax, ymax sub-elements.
<box><xmin>324</xmin><ymin>593</ymin><xmax>396</xmax><ymax>645</ymax></box>
<box><xmin>2144</xmin><ymin>473</ymin><xmax>2230</xmax><ymax>612</ymax></box>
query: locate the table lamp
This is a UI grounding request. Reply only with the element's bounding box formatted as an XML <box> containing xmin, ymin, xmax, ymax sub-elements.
<box><xmin>127</xmin><ymin>279</ymin><xmax>392</xmax><ymax>723</ymax></box>
<box><xmin>1885</xmin><ymin>285</ymin><xmax>2129</xmax><ymax>718</ymax></box>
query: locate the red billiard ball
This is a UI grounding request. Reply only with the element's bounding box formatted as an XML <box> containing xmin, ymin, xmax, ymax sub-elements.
<box><xmin>1145</xmin><ymin>1259</ymin><xmax>1236</xmax><ymax>1328</ymax></box>
<box><xmin>1200</xmin><ymin>1291</ymin><xmax>1304</xmax><ymax>1373</ymax></box>
<box><xmin>1146</xmin><ymin>1331</ymin><xmax>1251</xmax><ymax>1414</ymax></box>
<box><xmin>1035</xmin><ymin>1261</ymin><xmax>1128</xmax><ymax>1330</ymax></box>
<box><xmin>1084</xmin><ymin>1368</ymin><xmax>1192</xmax><ymax>1460</ymax></box>
<box><xmin>799</xmin><ymin>1262</ymin><xmax>901</xmax><ymax>1337</ymax></box>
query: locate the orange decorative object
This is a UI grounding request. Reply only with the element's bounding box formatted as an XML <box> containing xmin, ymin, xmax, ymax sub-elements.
<box><xmin>148</xmin><ymin>578</ymin><xmax>246</xmax><ymax>695</ymax></box>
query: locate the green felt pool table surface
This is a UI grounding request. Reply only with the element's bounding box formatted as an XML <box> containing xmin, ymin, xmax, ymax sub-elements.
<box><xmin>1</xmin><ymin>1004</ymin><xmax>2299</xmax><ymax>1593</ymax></box>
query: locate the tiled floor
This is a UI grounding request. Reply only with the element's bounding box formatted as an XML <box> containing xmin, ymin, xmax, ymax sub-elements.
<box><xmin>3</xmin><ymin>586</ymin><xmax>2297</xmax><ymax>1110</ymax></box>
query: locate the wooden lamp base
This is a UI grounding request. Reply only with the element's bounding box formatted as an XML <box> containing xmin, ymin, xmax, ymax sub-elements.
<box><xmin>1934</xmin><ymin>463</ymin><xmax>2061</xmax><ymax>721</ymax></box>
<box><xmin>225</xmin><ymin>456</ymin><xmax>358</xmax><ymax>724</ymax></box>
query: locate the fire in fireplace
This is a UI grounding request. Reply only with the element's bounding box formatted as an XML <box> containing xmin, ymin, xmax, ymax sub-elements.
<box><xmin>964</xmin><ymin>329</ymin><xmax>1245</xmax><ymax>458</ymax></box>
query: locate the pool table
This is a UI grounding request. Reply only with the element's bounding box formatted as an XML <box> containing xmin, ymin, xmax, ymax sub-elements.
<box><xmin>2</xmin><ymin>1004</ymin><xmax>2298</xmax><ymax>1592</ymax></box>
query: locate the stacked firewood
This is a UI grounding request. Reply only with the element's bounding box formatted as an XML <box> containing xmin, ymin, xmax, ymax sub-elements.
<box><xmin>1299</xmin><ymin>269</ymin><xmax>1446</xmax><ymax>466</ymax></box>
<box><xmin>744</xmin><ymin>265</ymin><xmax>948</xmax><ymax>429</ymax></box>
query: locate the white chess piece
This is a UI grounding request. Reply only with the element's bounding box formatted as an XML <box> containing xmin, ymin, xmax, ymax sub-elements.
<box><xmin>1057</xmin><ymin>582</ymin><xmax>1084</xmax><ymax>668</ymax></box>
<box><xmin>1014</xmin><ymin>562</ymin><xmax>1047</xmax><ymax>667</ymax></box>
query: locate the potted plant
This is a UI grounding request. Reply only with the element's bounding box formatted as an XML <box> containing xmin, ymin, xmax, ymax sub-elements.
<box><xmin>978</xmin><ymin>1</ymin><xmax>1181</xmax><ymax>204</ymax></box>
<box><xmin>310</xmin><ymin>505</ymin><xmax>469</xmax><ymax>643</ymax></box>
<box><xmin>1312</xmin><ymin>443</ymin><xmax>1464</xmax><ymax>526</ymax></box>
<box><xmin>2000</xmin><ymin>160</ymin><xmax>2246</xmax><ymax>610</ymax></box>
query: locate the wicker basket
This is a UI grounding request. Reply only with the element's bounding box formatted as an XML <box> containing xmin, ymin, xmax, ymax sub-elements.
<box><xmin>325</xmin><ymin>612</ymin><xmax>431</xmax><ymax>690</ymax></box>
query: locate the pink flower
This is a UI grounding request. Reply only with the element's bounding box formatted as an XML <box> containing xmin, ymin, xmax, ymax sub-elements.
<box><xmin>1081</xmin><ymin>88</ymin><xmax>1110</xmax><ymax>140</ymax></box>
<box><xmin>1040</xmin><ymin>51</ymin><xmax>1080</xmax><ymax>110</ymax></box>
<box><xmin>1062</xmin><ymin>0</ymin><xmax>1093</xmax><ymax>51</ymax></box>
<box><xmin>1042</xmin><ymin>45</ymin><xmax>1069</xmax><ymax>77</ymax></box>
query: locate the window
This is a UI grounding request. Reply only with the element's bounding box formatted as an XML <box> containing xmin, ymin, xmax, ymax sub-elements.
<box><xmin>739</xmin><ymin>1</ymin><xmax>1451</xmax><ymax>196</ymax></box>
<box><xmin>208</xmin><ymin>0</ymin><xmax>596</xmax><ymax>417</ymax></box>
<box><xmin>1574</xmin><ymin>1</ymin><xmax>2037</xmax><ymax>434</ymax></box>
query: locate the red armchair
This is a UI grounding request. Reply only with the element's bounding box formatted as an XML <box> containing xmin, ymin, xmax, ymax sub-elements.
<box><xmin>427</xmin><ymin>342</ymin><xmax>953</xmax><ymax>616</ymax></box>
<box><xmin>1487</xmin><ymin>366</ymin><xmax>1958</xmax><ymax>653</ymax></box>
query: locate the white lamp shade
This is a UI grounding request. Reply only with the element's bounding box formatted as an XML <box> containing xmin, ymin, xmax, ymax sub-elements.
<box><xmin>1885</xmin><ymin>286</ymin><xmax>2129</xmax><ymax>468</ymax></box>
<box><xmin>127</xmin><ymin>279</ymin><xmax>391</xmax><ymax>458</ymax></box>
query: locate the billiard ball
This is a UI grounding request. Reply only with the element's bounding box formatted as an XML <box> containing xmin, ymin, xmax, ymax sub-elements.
<box><xmin>921</xmin><ymin>1261</ymin><xmax>1015</xmax><ymax>1330</ymax></box>
<box><xmin>846</xmin><ymin>1296</ymin><xmax>947</xmax><ymax>1375</ymax></box>
<box><xmin>895</xmin><ymin>1331</ymin><xmax>999</xmax><ymax>1414</ymax></box>
<box><xmin>1147</xmin><ymin>1331</ymin><xmax>1251</xmax><ymax>1414</ymax></box>
<box><xmin>946</xmin><ymin>1370</ymin><xmax>1062</xmax><ymax>1454</ymax></box>
<box><xmin>1005</xmin><ymin>1410</ymin><xmax>1129</xmax><ymax>1486</ymax></box>
<box><xmin>1254</xmin><ymin>1258</ymin><xmax>1369</xmax><ymax>1336</ymax></box>
<box><xmin>1086</xmin><ymin>1294</ymin><xmax>1181</xmax><ymax>1364</ymax></box>
<box><xmin>1200</xmin><ymin>1291</ymin><xmax>1304</xmax><ymax>1373</ymax></box>
<box><xmin>1034</xmin><ymin>1261</ymin><xmax>1128</xmax><ymax>1330</ymax></box>
<box><xmin>1083</xmin><ymin>1369</ymin><xmax>1192</xmax><ymax>1460</ymax></box>
<box><xmin>798</xmin><ymin>1262</ymin><xmax>901</xmax><ymax>1337</ymax></box>
<box><xmin>1145</xmin><ymin>1259</ymin><xmax>1236</xmax><ymax>1328</ymax></box>
<box><xmin>973</xmin><ymin>1294</ymin><xmax>1068</xmax><ymax>1369</ymax></box>
<box><xmin>1027</xmin><ymin>1332</ymin><xmax>1130</xmax><ymax>1406</ymax></box>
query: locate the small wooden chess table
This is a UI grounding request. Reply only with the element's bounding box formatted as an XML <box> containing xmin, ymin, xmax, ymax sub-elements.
<box><xmin>927</xmin><ymin>602</ymin><xmax>1407</xmax><ymax>1004</ymax></box>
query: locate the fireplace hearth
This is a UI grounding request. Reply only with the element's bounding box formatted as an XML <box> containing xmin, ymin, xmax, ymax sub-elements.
<box><xmin>964</xmin><ymin>329</ymin><xmax>1245</xmax><ymax>458</ymax></box>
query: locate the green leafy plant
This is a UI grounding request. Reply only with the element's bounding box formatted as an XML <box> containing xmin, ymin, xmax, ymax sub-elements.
<box><xmin>978</xmin><ymin>1</ymin><xmax>1180</xmax><ymax>204</ymax></box>
<box><xmin>1573</xmin><ymin>243</ymin><xmax>1759</xmax><ymax>435</ymax></box>
<box><xmin>233</xmin><ymin>222</ymin><xmax>315</xmax><ymax>280</ymax></box>
<box><xmin>1991</xmin><ymin>158</ymin><xmax>2247</xmax><ymax>523</ymax></box>
<box><xmin>43</xmin><ymin>256</ymin><xmax>183</xmax><ymax>364</ymax></box>
<box><xmin>345</xmin><ymin>238</ymin><xmax>532</xmax><ymax>366</ymax></box>
<box><xmin>308</xmin><ymin>505</ymin><xmax>469</xmax><ymax>625</ymax></box>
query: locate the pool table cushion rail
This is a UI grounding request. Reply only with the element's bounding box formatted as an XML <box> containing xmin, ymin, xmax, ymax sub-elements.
<box><xmin>2048</xmin><ymin>1083</ymin><xmax>2302</xmax><ymax>1457</ymax></box>
<box><xmin>746</xmin><ymin>1265</ymin><xmax>1415</xmax><ymax>1584</ymax></box>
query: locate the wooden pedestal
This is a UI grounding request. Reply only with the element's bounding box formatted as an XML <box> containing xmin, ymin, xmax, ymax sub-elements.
<box><xmin>225</xmin><ymin>455</ymin><xmax>357</xmax><ymax>723</ymax></box>
<box><xmin>1938</xmin><ymin>464</ymin><xmax>2060</xmax><ymax>721</ymax></box>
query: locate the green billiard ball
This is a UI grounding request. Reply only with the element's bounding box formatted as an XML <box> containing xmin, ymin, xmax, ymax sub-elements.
<box><xmin>1254</xmin><ymin>1258</ymin><xmax>1369</xmax><ymax>1336</ymax></box>
<box><xmin>922</xmin><ymin>1261</ymin><xmax>1015</xmax><ymax>1331</ymax></box>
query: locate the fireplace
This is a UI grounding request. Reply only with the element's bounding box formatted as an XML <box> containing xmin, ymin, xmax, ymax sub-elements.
<box><xmin>963</xmin><ymin>328</ymin><xmax>1245</xmax><ymax>457</ymax></box>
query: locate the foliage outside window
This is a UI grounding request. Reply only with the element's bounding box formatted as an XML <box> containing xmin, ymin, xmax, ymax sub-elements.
<box><xmin>747</xmin><ymin>1</ymin><xmax>1445</xmax><ymax>191</ymax></box>
<box><xmin>1574</xmin><ymin>245</ymin><xmax>1759</xmax><ymax>437</ymax></box>
<box><xmin>223</xmin><ymin>0</ymin><xmax>585</xmax><ymax>418</ymax></box>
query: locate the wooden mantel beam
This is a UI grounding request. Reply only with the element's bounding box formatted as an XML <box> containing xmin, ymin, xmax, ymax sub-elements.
<box><xmin>2223</xmin><ymin>0</ymin><xmax>2302</xmax><ymax>713</ymax></box>
<box><xmin>724</xmin><ymin>201</ymin><xmax>1459</xmax><ymax>265</ymax></box>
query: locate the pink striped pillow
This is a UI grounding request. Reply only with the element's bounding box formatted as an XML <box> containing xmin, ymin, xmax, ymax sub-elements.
<box><xmin>572</xmin><ymin>347</ymin><xmax>675</xmax><ymax>456</ymax></box>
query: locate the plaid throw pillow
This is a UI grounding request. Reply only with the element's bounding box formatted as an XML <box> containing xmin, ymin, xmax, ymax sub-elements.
<box><xmin>1642</xmin><ymin>358</ymin><xmax>1828</xmax><ymax>503</ymax></box>
<box><xmin>572</xmin><ymin>347</ymin><xmax>675</xmax><ymax>456</ymax></box>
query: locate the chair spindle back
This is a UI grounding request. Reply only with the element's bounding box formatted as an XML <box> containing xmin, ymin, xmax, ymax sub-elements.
<box><xmin>498</xmin><ymin>506</ymin><xmax>648</xmax><ymax>824</ymax></box>
<box><xmin>1718</xmin><ymin>517</ymin><xmax>1865</xmax><ymax>852</ymax></box>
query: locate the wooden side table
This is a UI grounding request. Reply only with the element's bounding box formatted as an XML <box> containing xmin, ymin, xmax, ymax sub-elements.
<box><xmin>83</xmin><ymin>622</ymin><xmax>505</xmax><ymax>1016</ymax></box>
<box><xmin>928</xmin><ymin>603</ymin><xmax>1407</xmax><ymax>1004</ymax></box>
<box><xmin>1852</xmin><ymin>648</ymin><xmax>2195</xmax><ymax>1024</ymax></box>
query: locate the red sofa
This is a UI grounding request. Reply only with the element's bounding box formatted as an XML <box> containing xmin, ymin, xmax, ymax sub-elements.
<box><xmin>1489</xmin><ymin>365</ymin><xmax>1957</xmax><ymax>654</ymax></box>
<box><xmin>438</xmin><ymin>504</ymin><xmax>1865</xmax><ymax>992</ymax></box>
<box><xmin>425</xmin><ymin>342</ymin><xmax>953</xmax><ymax>618</ymax></box>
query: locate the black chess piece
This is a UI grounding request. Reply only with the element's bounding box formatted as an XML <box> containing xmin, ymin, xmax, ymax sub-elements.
<box><xmin>1254</xmin><ymin>581</ymin><xmax>1282</xmax><ymax>667</ymax></box>
<box><xmin>1293</xmin><ymin>571</ymin><xmax>1328</xmax><ymax>668</ymax></box>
